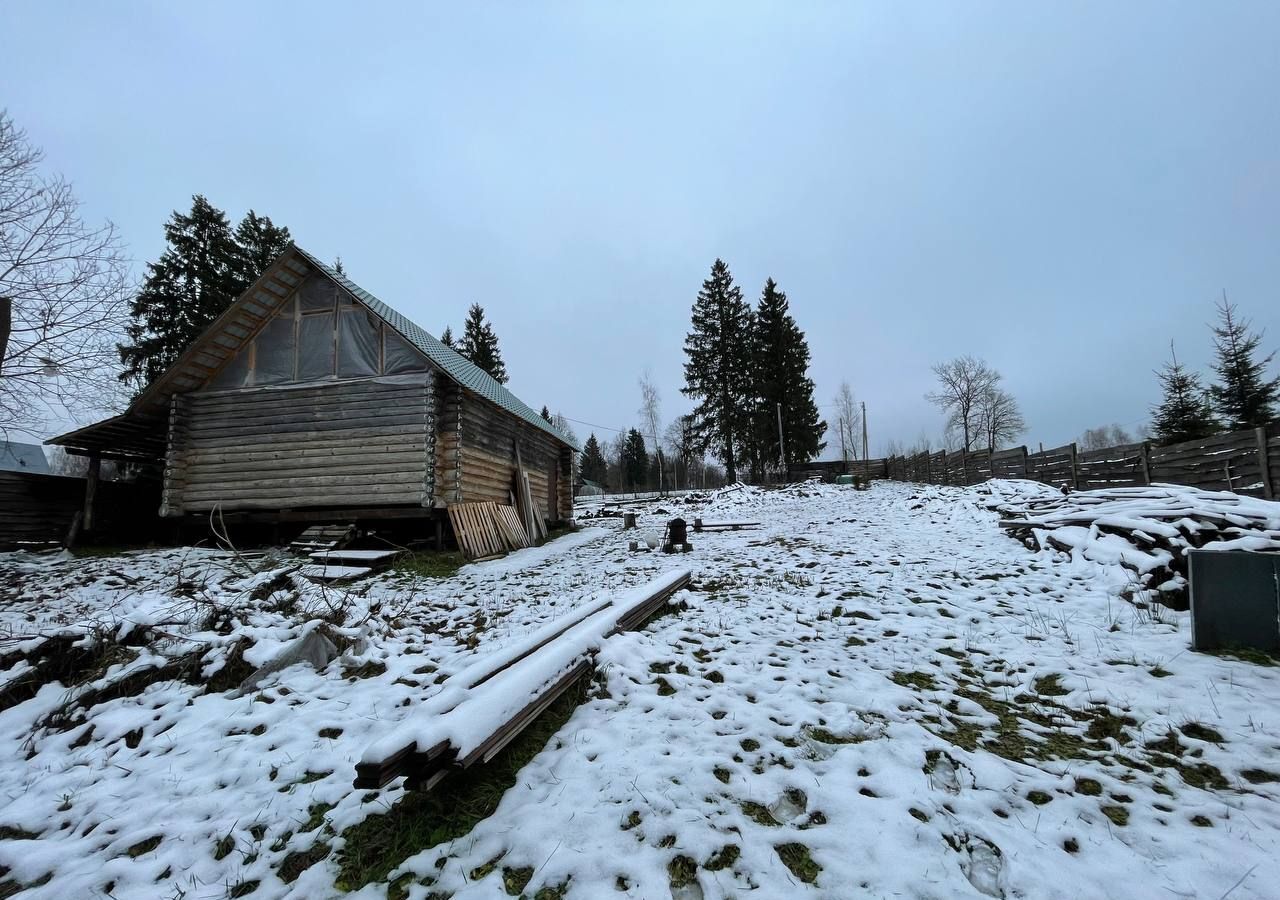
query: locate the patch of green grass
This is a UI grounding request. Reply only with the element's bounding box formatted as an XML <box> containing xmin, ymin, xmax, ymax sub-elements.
<box><xmin>704</xmin><ymin>844</ymin><xmax>740</xmax><ymax>872</ymax></box>
<box><xmin>470</xmin><ymin>854</ymin><xmax>504</xmax><ymax>881</ymax></box>
<box><xmin>1242</xmin><ymin>769</ymin><xmax>1280</xmax><ymax>784</ymax></box>
<box><xmin>533</xmin><ymin>878</ymin><xmax>571</xmax><ymax>900</ymax></box>
<box><xmin>1191</xmin><ymin>815</ymin><xmax>1213</xmax><ymax>827</ymax></box>
<box><xmin>393</xmin><ymin>551</ymin><xmax>466</xmax><ymax>580</ymax></box>
<box><xmin>805</xmin><ymin>726</ymin><xmax>865</xmax><ymax>745</ymax></box>
<box><xmin>302</xmin><ymin>803</ymin><xmax>334</xmax><ymax>833</ymax></box>
<box><xmin>713</xmin><ymin>766</ymin><xmax>731</xmax><ymax>784</ymax></box>
<box><xmin>1075</xmin><ymin>777</ymin><xmax>1103</xmax><ymax>796</ymax></box>
<box><xmin>1033</xmin><ymin>674</ymin><xmax>1069</xmax><ymax>697</ymax></box>
<box><xmin>667</xmin><ymin>855</ymin><xmax>698</xmax><ymax>890</ymax></box>
<box><xmin>891</xmin><ymin>671</ymin><xmax>938</xmax><ymax>691</ymax></box>
<box><xmin>740</xmin><ymin>738</ymin><xmax>760</xmax><ymax>752</ymax></box>
<box><xmin>1101</xmin><ymin>805</ymin><xmax>1129</xmax><ymax>826</ymax></box>
<box><xmin>775</xmin><ymin>842</ymin><xmax>821</xmax><ymax>884</ymax></box>
<box><xmin>1027</xmin><ymin>790</ymin><xmax>1052</xmax><ymax>806</ymax></box>
<box><xmin>1180</xmin><ymin>723</ymin><xmax>1224</xmax><ymax>743</ymax></box>
<box><xmin>1205</xmin><ymin>646</ymin><xmax>1278</xmax><ymax>667</ymax></box>
<box><xmin>655</xmin><ymin>677</ymin><xmax>676</xmax><ymax>696</ymax></box>
<box><xmin>279</xmin><ymin>843</ymin><xmax>330</xmax><ymax>884</ymax></box>
<box><xmin>740</xmin><ymin>801</ymin><xmax>779</xmax><ymax>827</ymax></box>
<box><xmin>334</xmin><ymin>679</ymin><xmax>588</xmax><ymax>892</ymax></box>
<box><xmin>126</xmin><ymin>835</ymin><xmax>162</xmax><ymax>857</ymax></box>
<box><xmin>1149</xmin><ymin>666</ymin><xmax>1173</xmax><ymax>678</ymax></box>
<box><xmin>213</xmin><ymin>833</ymin><xmax>236</xmax><ymax>861</ymax></box>
<box><xmin>503</xmin><ymin>866</ymin><xmax>534</xmax><ymax>895</ymax></box>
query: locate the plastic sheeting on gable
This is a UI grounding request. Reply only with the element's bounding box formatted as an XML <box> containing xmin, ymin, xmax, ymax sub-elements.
<box><xmin>299</xmin><ymin>273</ymin><xmax>337</xmax><ymax>311</ymax></box>
<box><xmin>297</xmin><ymin>312</ymin><xmax>335</xmax><ymax>382</ymax></box>
<box><xmin>208</xmin><ymin>347</ymin><xmax>250</xmax><ymax>390</ymax></box>
<box><xmin>383</xmin><ymin>328</ymin><xmax>429</xmax><ymax>375</ymax></box>
<box><xmin>254</xmin><ymin>314</ymin><xmax>296</xmax><ymax>385</ymax></box>
<box><xmin>337</xmin><ymin>308</ymin><xmax>379</xmax><ymax>378</ymax></box>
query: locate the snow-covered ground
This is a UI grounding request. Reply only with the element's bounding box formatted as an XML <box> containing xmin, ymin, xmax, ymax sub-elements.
<box><xmin>2</xmin><ymin>481</ymin><xmax>1279</xmax><ymax>899</ymax></box>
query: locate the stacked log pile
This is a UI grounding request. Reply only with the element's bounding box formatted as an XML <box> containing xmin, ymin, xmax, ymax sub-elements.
<box><xmin>994</xmin><ymin>485</ymin><xmax>1280</xmax><ymax>609</ymax></box>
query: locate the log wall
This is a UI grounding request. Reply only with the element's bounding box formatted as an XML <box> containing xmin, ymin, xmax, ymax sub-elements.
<box><xmin>454</xmin><ymin>389</ymin><xmax>571</xmax><ymax>523</ymax></box>
<box><xmin>163</xmin><ymin>374</ymin><xmax>434</xmax><ymax>514</ymax></box>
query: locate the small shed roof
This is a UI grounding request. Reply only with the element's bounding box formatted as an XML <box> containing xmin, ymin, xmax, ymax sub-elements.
<box><xmin>48</xmin><ymin>244</ymin><xmax>577</xmax><ymax>457</ymax></box>
<box><xmin>0</xmin><ymin>441</ymin><xmax>51</xmax><ymax>474</ymax></box>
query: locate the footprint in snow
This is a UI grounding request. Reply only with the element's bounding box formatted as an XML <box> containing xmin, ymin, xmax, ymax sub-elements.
<box><xmin>955</xmin><ymin>834</ymin><xmax>1006</xmax><ymax>898</ymax></box>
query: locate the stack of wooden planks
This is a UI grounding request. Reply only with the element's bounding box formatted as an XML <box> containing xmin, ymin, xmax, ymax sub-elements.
<box><xmin>448</xmin><ymin>501</ymin><xmax>530</xmax><ymax>559</ymax></box>
<box><xmin>299</xmin><ymin>547</ymin><xmax>402</xmax><ymax>582</ymax></box>
<box><xmin>354</xmin><ymin>569</ymin><xmax>691</xmax><ymax>791</ymax></box>
<box><xmin>512</xmin><ymin>444</ymin><xmax>548</xmax><ymax>544</ymax></box>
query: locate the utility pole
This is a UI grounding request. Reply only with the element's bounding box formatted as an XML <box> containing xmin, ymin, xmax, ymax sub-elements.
<box><xmin>776</xmin><ymin>402</ymin><xmax>786</xmax><ymax>484</ymax></box>
<box><xmin>861</xmin><ymin>401</ymin><xmax>869</xmax><ymax>481</ymax></box>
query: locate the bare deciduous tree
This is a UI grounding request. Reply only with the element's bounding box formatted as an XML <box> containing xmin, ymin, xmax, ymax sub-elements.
<box><xmin>831</xmin><ymin>381</ymin><xmax>860</xmax><ymax>469</ymax></box>
<box><xmin>926</xmin><ymin>356</ymin><xmax>1001</xmax><ymax>451</ymax></box>
<box><xmin>1079</xmin><ymin>424</ymin><xmax>1133</xmax><ymax>450</ymax></box>
<box><xmin>974</xmin><ymin>385</ymin><xmax>1026</xmax><ymax>451</ymax></box>
<box><xmin>638</xmin><ymin>370</ymin><xmax>665</xmax><ymax>493</ymax></box>
<box><xmin>0</xmin><ymin>111</ymin><xmax>129</xmax><ymax>436</ymax></box>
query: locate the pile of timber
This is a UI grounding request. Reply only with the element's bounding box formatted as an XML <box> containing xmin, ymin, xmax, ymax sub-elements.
<box><xmin>997</xmin><ymin>484</ymin><xmax>1280</xmax><ymax>609</ymax></box>
<box><xmin>512</xmin><ymin>444</ymin><xmax>547</xmax><ymax>544</ymax></box>
<box><xmin>355</xmin><ymin>569</ymin><xmax>691</xmax><ymax>791</ymax></box>
<box><xmin>448</xmin><ymin>501</ymin><xmax>530</xmax><ymax>559</ymax></box>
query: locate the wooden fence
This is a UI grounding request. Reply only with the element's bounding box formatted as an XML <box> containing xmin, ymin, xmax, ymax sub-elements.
<box><xmin>0</xmin><ymin>471</ymin><xmax>163</xmax><ymax>548</ymax></box>
<box><xmin>878</xmin><ymin>423</ymin><xmax>1280</xmax><ymax>500</ymax></box>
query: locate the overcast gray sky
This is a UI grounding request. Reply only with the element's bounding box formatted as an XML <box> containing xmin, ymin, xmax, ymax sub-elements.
<box><xmin>4</xmin><ymin>2</ymin><xmax>1278</xmax><ymax>456</ymax></box>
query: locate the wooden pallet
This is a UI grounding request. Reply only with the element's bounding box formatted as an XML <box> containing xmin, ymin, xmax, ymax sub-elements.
<box><xmin>692</xmin><ymin>519</ymin><xmax>761</xmax><ymax>532</ymax></box>
<box><xmin>448</xmin><ymin>501</ymin><xmax>530</xmax><ymax>559</ymax></box>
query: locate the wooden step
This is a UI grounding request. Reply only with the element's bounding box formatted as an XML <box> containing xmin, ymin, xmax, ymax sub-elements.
<box><xmin>308</xmin><ymin>549</ymin><xmax>400</xmax><ymax>565</ymax></box>
<box><xmin>299</xmin><ymin>564</ymin><xmax>373</xmax><ymax>582</ymax></box>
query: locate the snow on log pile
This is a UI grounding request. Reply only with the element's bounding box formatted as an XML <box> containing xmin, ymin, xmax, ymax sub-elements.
<box><xmin>988</xmin><ymin>481</ymin><xmax>1280</xmax><ymax>607</ymax></box>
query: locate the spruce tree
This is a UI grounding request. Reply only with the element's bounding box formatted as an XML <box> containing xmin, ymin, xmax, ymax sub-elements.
<box><xmin>230</xmin><ymin>210</ymin><xmax>291</xmax><ymax>294</ymax></box>
<box><xmin>1208</xmin><ymin>295</ymin><xmax>1279</xmax><ymax>429</ymax></box>
<box><xmin>119</xmin><ymin>196</ymin><xmax>243</xmax><ymax>389</ymax></box>
<box><xmin>751</xmin><ymin>278</ymin><xmax>825</xmax><ymax>475</ymax></box>
<box><xmin>540</xmin><ymin>405</ymin><xmax>552</xmax><ymax>422</ymax></box>
<box><xmin>440</xmin><ymin>326</ymin><xmax>455</xmax><ymax>349</ymax></box>
<box><xmin>459</xmin><ymin>303</ymin><xmax>508</xmax><ymax>383</ymax></box>
<box><xmin>681</xmin><ymin>259</ymin><xmax>754</xmax><ymax>482</ymax></box>
<box><xmin>622</xmin><ymin>428</ymin><xmax>649</xmax><ymax>489</ymax></box>
<box><xmin>1151</xmin><ymin>345</ymin><xmax>1218</xmax><ymax>445</ymax></box>
<box><xmin>580</xmin><ymin>433</ymin><xmax>608</xmax><ymax>485</ymax></box>
<box><xmin>332</xmin><ymin>256</ymin><xmax>345</xmax><ymax>275</ymax></box>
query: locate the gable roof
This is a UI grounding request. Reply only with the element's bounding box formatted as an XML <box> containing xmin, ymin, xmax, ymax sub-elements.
<box><xmin>48</xmin><ymin>244</ymin><xmax>576</xmax><ymax>457</ymax></box>
<box><xmin>292</xmin><ymin>248</ymin><xmax>576</xmax><ymax>448</ymax></box>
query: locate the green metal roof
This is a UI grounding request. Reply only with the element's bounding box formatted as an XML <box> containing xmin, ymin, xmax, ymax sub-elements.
<box><xmin>293</xmin><ymin>247</ymin><xmax>577</xmax><ymax>450</ymax></box>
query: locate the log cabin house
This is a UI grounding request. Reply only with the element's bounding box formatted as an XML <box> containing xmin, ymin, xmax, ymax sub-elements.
<box><xmin>48</xmin><ymin>245</ymin><xmax>577</xmax><ymax>536</ymax></box>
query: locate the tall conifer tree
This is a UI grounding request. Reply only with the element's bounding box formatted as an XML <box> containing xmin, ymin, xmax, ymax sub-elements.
<box><xmin>622</xmin><ymin>428</ymin><xmax>649</xmax><ymax>489</ymax></box>
<box><xmin>119</xmin><ymin>196</ymin><xmax>243</xmax><ymax>389</ymax></box>
<box><xmin>1208</xmin><ymin>296</ymin><xmax>1279</xmax><ymax>429</ymax></box>
<box><xmin>230</xmin><ymin>210</ymin><xmax>291</xmax><ymax>294</ymax></box>
<box><xmin>459</xmin><ymin>303</ymin><xmax>508</xmax><ymax>383</ymax></box>
<box><xmin>1151</xmin><ymin>345</ymin><xmax>1218</xmax><ymax>445</ymax></box>
<box><xmin>750</xmin><ymin>278</ymin><xmax>825</xmax><ymax>475</ymax></box>
<box><xmin>440</xmin><ymin>326</ymin><xmax>456</xmax><ymax>349</ymax></box>
<box><xmin>682</xmin><ymin>259</ymin><xmax>753</xmax><ymax>482</ymax></box>
<box><xmin>580</xmin><ymin>433</ymin><xmax>608</xmax><ymax>485</ymax></box>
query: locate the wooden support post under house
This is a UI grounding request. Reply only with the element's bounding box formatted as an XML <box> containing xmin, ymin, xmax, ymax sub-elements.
<box><xmin>1069</xmin><ymin>443</ymin><xmax>1080</xmax><ymax>490</ymax></box>
<box><xmin>82</xmin><ymin>455</ymin><xmax>101</xmax><ymax>534</ymax></box>
<box><xmin>1139</xmin><ymin>442</ymin><xmax>1152</xmax><ymax>485</ymax></box>
<box><xmin>1019</xmin><ymin>445</ymin><xmax>1029</xmax><ymax>479</ymax></box>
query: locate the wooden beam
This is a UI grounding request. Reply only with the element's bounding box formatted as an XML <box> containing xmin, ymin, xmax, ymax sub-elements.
<box><xmin>82</xmin><ymin>455</ymin><xmax>101</xmax><ymax>533</ymax></box>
